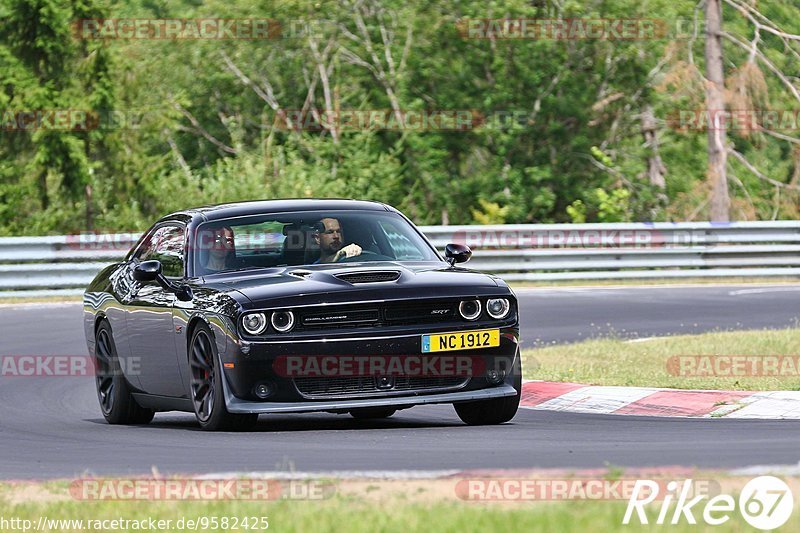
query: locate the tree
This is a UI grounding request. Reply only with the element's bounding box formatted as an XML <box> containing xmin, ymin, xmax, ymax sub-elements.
<box><xmin>704</xmin><ymin>0</ymin><xmax>730</xmax><ymax>221</ymax></box>
<box><xmin>1</xmin><ymin>0</ymin><xmax>797</xmax><ymax>234</ymax></box>
<box><xmin>0</xmin><ymin>0</ymin><xmax>115</xmax><ymax>231</ymax></box>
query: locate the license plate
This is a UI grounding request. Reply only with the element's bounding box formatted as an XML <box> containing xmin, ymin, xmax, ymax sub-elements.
<box><xmin>421</xmin><ymin>329</ymin><xmax>500</xmax><ymax>353</ymax></box>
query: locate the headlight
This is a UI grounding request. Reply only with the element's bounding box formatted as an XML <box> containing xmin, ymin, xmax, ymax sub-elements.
<box><xmin>271</xmin><ymin>310</ymin><xmax>295</xmax><ymax>333</ymax></box>
<box><xmin>486</xmin><ymin>298</ymin><xmax>510</xmax><ymax>319</ymax></box>
<box><xmin>458</xmin><ymin>299</ymin><xmax>481</xmax><ymax>321</ymax></box>
<box><xmin>242</xmin><ymin>312</ymin><xmax>268</xmax><ymax>335</ymax></box>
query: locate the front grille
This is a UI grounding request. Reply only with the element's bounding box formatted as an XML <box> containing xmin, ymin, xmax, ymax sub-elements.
<box><xmin>293</xmin><ymin>376</ymin><xmax>468</xmax><ymax>399</ymax></box>
<box><xmin>295</xmin><ymin>299</ymin><xmax>465</xmax><ymax>331</ymax></box>
<box><xmin>302</xmin><ymin>308</ymin><xmax>380</xmax><ymax>327</ymax></box>
<box><xmin>335</xmin><ymin>270</ymin><xmax>401</xmax><ymax>284</ymax></box>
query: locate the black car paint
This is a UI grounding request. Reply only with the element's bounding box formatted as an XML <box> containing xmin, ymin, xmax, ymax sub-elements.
<box><xmin>83</xmin><ymin>199</ymin><xmax>521</xmax><ymax>414</ymax></box>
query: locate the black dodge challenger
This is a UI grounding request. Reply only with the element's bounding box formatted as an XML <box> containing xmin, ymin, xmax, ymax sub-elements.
<box><xmin>83</xmin><ymin>199</ymin><xmax>521</xmax><ymax>430</ymax></box>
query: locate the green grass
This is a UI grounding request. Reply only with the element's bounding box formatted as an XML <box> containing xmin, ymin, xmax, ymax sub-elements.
<box><xmin>0</xmin><ymin>295</ymin><xmax>82</xmax><ymax>305</ymax></box>
<box><xmin>1</xmin><ymin>480</ymin><xmax>797</xmax><ymax>532</ymax></box>
<box><xmin>522</xmin><ymin>328</ymin><xmax>800</xmax><ymax>390</ymax></box>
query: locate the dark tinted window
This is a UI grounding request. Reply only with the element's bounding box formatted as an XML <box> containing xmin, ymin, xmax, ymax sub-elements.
<box><xmin>135</xmin><ymin>225</ymin><xmax>185</xmax><ymax>278</ymax></box>
<box><xmin>194</xmin><ymin>210</ymin><xmax>439</xmax><ymax>275</ymax></box>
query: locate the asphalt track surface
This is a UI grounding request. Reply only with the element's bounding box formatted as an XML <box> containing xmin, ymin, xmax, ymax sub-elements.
<box><xmin>1</xmin><ymin>284</ymin><xmax>799</xmax><ymax>479</ymax></box>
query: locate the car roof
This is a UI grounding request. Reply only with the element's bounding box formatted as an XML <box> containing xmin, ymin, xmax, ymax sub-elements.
<box><xmin>170</xmin><ymin>198</ymin><xmax>394</xmax><ymax>222</ymax></box>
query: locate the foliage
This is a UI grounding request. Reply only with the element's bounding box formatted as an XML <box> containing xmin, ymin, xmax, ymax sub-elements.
<box><xmin>0</xmin><ymin>0</ymin><xmax>797</xmax><ymax>234</ymax></box>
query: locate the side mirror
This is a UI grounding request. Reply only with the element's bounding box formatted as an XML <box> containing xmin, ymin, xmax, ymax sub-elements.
<box><xmin>133</xmin><ymin>260</ymin><xmax>162</xmax><ymax>282</ymax></box>
<box><xmin>133</xmin><ymin>260</ymin><xmax>193</xmax><ymax>301</ymax></box>
<box><xmin>445</xmin><ymin>243</ymin><xmax>472</xmax><ymax>266</ymax></box>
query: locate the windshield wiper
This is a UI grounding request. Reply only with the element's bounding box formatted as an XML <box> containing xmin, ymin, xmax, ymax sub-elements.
<box><xmin>223</xmin><ymin>265</ymin><xmax>271</xmax><ymax>273</ymax></box>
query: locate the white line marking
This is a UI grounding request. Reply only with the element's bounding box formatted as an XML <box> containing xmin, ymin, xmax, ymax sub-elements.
<box><xmin>193</xmin><ymin>470</ymin><xmax>463</xmax><ymax>480</ymax></box>
<box><xmin>624</xmin><ymin>336</ymin><xmax>667</xmax><ymax>344</ymax></box>
<box><xmin>728</xmin><ymin>287</ymin><xmax>800</xmax><ymax>296</ymax></box>
<box><xmin>730</xmin><ymin>462</ymin><xmax>800</xmax><ymax>476</ymax></box>
<box><xmin>514</xmin><ymin>283</ymin><xmax>796</xmax><ymax>293</ymax></box>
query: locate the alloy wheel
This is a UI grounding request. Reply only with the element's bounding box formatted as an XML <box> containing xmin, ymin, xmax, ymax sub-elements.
<box><xmin>95</xmin><ymin>329</ymin><xmax>116</xmax><ymax>415</ymax></box>
<box><xmin>190</xmin><ymin>330</ymin><xmax>216</xmax><ymax>422</ymax></box>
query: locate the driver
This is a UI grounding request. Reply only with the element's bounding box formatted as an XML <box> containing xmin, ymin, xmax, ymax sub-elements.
<box><xmin>313</xmin><ymin>217</ymin><xmax>362</xmax><ymax>263</ymax></box>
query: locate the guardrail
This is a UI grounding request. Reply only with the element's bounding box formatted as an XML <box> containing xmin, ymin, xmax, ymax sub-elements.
<box><xmin>1</xmin><ymin>221</ymin><xmax>799</xmax><ymax>296</ymax></box>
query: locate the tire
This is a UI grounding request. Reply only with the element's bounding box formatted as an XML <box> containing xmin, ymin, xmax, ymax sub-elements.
<box><xmin>188</xmin><ymin>323</ymin><xmax>258</xmax><ymax>431</ymax></box>
<box><xmin>453</xmin><ymin>357</ymin><xmax>522</xmax><ymax>426</ymax></box>
<box><xmin>350</xmin><ymin>407</ymin><xmax>396</xmax><ymax>419</ymax></box>
<box><xmin>94</xmin><ymin>320</ymin><xmax>155</xmax><ymax>425</ymax></box>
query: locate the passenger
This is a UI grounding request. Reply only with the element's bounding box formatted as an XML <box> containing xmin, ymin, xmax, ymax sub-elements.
<box><xmin>204</xmin><ymin>226</ymin><xmax>235</xmax><ymax>272</ymax></box>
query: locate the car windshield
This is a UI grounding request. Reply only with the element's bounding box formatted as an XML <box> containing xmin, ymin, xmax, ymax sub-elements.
<box><xmin>193</xmin><ymin>210</ymin><xmax>441</xmax><ymax>275</ymax></box>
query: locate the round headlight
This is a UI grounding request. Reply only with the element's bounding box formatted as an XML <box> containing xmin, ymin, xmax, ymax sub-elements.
<box><xmin>458</xmin><ymin>299</ymin><xmax>482</xmax><ymax>321</ymax></box>
<box><xmin>486</xmin><ymin>298</ymin><xmax>510</xmax><ymax>319</ymax></box>
<box><xmin>271</xmin><ymin>310</ymin><xmax>295</xmax><ymax>333</ymax></box>
<box><xmin>242</xmin><ymin>312</ymin><xmax>268</xmax><ymax>335</ymax></box>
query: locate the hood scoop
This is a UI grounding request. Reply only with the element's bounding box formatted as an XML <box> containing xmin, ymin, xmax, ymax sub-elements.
<box><xmin>288</xmin><ymin>269</ymin><xmax>313</xmax><ymax>278</ymax></box>
<box><xmin>335</xmin><ymin>270</ymin><xmax>401</xmax><ymax>284</ymax></box>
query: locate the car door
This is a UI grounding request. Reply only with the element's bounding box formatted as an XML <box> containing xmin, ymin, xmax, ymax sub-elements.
<box><xmin>105</xmin><ymin>260</ymin><xmax>141</xmax><ymax>388</ymax></box>
<box><xmin>126</xmin><ymin>224</ymin><xmax>187</xmax><ymax>397</ymax></box>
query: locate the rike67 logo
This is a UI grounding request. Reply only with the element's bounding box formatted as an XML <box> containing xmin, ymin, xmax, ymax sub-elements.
<box><xmin>623</xmin><ymin>476</ymin><xmax>794</xmax><ymax>530</ymax></box>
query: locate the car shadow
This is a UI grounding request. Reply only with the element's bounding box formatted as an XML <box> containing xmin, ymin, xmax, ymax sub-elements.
<box><xmin>84</xmin><ymin>411</ymin><xmax>467</xmax><ymax>432</ymax></box>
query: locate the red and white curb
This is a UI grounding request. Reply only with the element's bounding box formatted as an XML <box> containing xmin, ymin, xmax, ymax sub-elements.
<box><xmin>521</xmin><ymin>381</ymin><xmax>800</xmax><ymax>419</ymax></box>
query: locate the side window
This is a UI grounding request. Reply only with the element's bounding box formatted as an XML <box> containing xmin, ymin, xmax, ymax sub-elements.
<box><xmin>136</xmin><ymin>225</ymin><xmax>185</xmax><ymax>278</ymax></box>
<box><xmin>378</xmin><ymin>220</ymin><xmax>426</xmax><ymax>260</ymax></box>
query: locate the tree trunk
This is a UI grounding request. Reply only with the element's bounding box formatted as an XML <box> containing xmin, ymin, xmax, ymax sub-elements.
<box><xmin>641</xmin><ymin>105</ymin><xmax>667</xmax><ymax>190</ymax></box>
<box><xmin>704</xmin><ymin>0</ymin><xmax>730</xmax><ymax>221</ymax></box>
<box><xmin>85</xmin><ymin>184</ymin><xmax>94</xmax><ymax>231</ymax></box>
<box><xmin>38</xmin><ymin>170</ymin><xmax>48</xmax><ymax>210</ymax></box>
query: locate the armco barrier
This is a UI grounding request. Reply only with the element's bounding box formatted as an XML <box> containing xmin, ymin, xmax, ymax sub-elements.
<box><xmin>0</xmin><ymin>222</ymin><xmax>799</xmax><ymax>296</ymax></box>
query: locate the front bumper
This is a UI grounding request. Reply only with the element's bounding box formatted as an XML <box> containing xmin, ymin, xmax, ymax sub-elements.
<box><xmin>218</xmin><ymin>324</ymin><xmax>520</xmax><ymax>410</ymax></box>
<box><xmin>223</xmin><ymin>381</ymin><xmax>518</xmax><ymax>414</ymax></box>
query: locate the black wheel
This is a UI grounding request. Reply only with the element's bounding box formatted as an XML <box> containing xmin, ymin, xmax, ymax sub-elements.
<box><xmin>454</xmin><ymin>357</ymin><xmax>522</xmax><ymax>426</ymax></box>
<box><xmin>189</xmin><ymin>323</ymin><xmax>258</xmax><ymax>431</ymax></box>
<box><xmin>94</xmin><ymin>320</ymin><xmax>155</xmax><ymax>425</ymax></box>
<box><xmin>349</xmin><ymin>407</ymin><xmax>396</xmax><ymax>419</ymax></box>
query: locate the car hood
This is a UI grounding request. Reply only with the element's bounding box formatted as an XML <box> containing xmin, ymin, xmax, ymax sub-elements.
<box><xmin>201</xmin><ymin>261</ymin><xmax>507</xmax><ymax>309</ymax></box>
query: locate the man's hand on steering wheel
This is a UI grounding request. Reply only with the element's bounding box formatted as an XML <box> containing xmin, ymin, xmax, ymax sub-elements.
<box><xmin>333</xmin><ymin>243</ymin><xmax>362</xmax><ymax>262</ymax></box>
